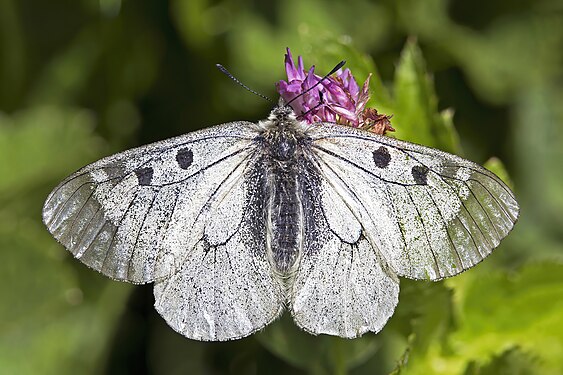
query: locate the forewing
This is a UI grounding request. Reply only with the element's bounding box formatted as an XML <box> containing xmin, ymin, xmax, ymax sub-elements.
<box><xmin>42</xmin><ymin>121</ymin><xmax>258</xmax><ymax>283</ymax></box>
<box><xmin>308</xmin><ymin>123</ymin><xmax>519</xmax><ymax>281</ymax></box>
<box><xmin>153</xmin><ymin>161</ymin><xmax>285</xmax><ymax>341</ymax></box>
<box><xmin>289</xmin><ymin>159</ymin><xmax>399</xmax><ymax>338</ymax></box>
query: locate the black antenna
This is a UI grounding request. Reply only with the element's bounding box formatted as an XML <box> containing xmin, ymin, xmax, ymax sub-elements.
<box><xmin>216</xmin><ymin>64</ymin><xmax>272</xmax><ymax>102</ymax></box>
<box><xmin>297</xmin><ymin>91</ymin><xmax>324</xmax><ymax>120</ymax></box>
<box><xmin>286</xmin><ymin>60</ymin><xmax>346</xmax><ymax>107</ymax></box>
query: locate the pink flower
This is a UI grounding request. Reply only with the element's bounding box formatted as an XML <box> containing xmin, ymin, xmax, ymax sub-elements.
<box><xmin>276</xmin><ymin>48</ymin><xmax>394</xmax><ymax>135</ymax></box>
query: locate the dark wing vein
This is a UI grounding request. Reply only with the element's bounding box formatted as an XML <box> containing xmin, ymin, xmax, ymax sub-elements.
<box><xmin>49</xmin><ymin>177</ymin><xmax>117</xmax><ymax>228</ymax></box>
<box><xmin>186</xmin><ymin>149</ymin><xmax>256</xmax><ymax>240</ymax></box>
<box><xmin>463</xmin><ymin>180</ymin><xmax>502</xmax><ymax>241</ymax></box>
<box><xmin>308</xmin><ymin>154</ymin><xmax>371</xmax><ymax>243</ymax></box>
<box><xmin>403</xmin><ymin>186</ymin><xmax>441</xmax><ymax>276</ymax></box>
<box><xmin>423</xmin><ymin>187</ymin><xmax>464</xmax><ymax>269</ymax></box>
<box><xmin>47</xmin><ymin>143</ymin><xmax>250</xmax><ymax>230</ymax></box>
<box><xmin>467</xmin><ymin>178</ymin><xmax>515</xmax><ymax>222</ymax></box>
<box><xmin>153</xmin><ymin>187</ymin><xmax>182</xmax><ymax>276</ymax></box>
<box><xmin>312</xmin><ymin>132</ymin><xmax>515</xmax><ymax>201</ymax></box>
<box><xmin>126</xmin><ymin>189</ymin><xmax>161</xmax><ymax>279</ymax></box>
<box><xmin>46</xmin><ymin>134</ymin><xmax>253</xmax><ymax>204</ymax></box>
<box><xmin>310</xmin><ymin>152</ymin><xmax>409</xmax><ymax>274</ymax></box>
<box><xmin>65</xmin><ymin>188</ymin><xmax>96</xmax><ymax>235</ymax></box>
<box><xmin>100</xmin><ymin>192</ymin><xmax>140</xmax><ymax>271</ymax></box>
<box><xmin>312</xmin><ymin>145</ymin><xmax>412</xmax><ymax>186</ymax></box>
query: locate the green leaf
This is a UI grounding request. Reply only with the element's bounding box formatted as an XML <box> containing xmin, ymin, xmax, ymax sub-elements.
<box><xmin>513</xmin><ymin>84</ymin><xmax>563</xmax><ymax>244</ymax></box>
<box><xmin>393</xmin><ymin>39</ymin><xmax>460</xmax><ymax>153</ymax></box>
<box><xmin>398</xmin><ymin>263</ymin><xmax>563</xmax><ymax>374</ymax></box>
<box><xmin>483</xmin><ymin>157</ymin><xmax>513</xmax><ymax>189</ymax></box>
<box><xmin>386</xmin><ymin>280</ymin><xmax>456</xmax><ymax>375</ymax></box>
<box><xmin>463</xmin><ymin>347</ymin><xmax>539</xmax><ymax>375</ymax></box>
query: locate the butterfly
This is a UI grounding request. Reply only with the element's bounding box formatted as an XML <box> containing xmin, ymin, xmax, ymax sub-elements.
<box><xmin>42</xmin><ymin>103</ymin><xmax>519</xmax><ymax>341</ymax></box>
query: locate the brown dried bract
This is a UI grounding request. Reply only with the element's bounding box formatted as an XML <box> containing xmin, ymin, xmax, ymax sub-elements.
<box><xmin>360</xmin><ymin>108</ymin><xmax>395</xmax><ymax>135</ymax></box>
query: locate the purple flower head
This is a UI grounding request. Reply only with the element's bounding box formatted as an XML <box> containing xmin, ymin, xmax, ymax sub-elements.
<box><xmin>276</xmin><ymin>48</ymin><xmax>394</xmax><ymax>135</ymax></box>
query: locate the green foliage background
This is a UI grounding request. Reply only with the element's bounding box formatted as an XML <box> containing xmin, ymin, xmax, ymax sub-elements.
<box><xmin>1</xmin><ymin>0</ymin><xmax>562</xmax><ymax>374</ymax></box>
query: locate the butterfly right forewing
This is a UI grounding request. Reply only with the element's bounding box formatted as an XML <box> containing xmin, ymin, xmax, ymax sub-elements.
<box><xmin>307</xmin><ymin>122</ymin><xmax>519</xmax><ymax>281</ymax></box>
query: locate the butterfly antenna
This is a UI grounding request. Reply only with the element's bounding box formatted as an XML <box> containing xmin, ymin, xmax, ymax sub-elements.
<box><xmin>297</xmin><ymin>91</ymin><xmax>324</xmax><ymax>120</ymax></box>
<box><xmin>216</xmin><ymin>64</ymin><xmax>272</xmax><ymax>102</ymax></box>
<box><xmin>286</xmin><ymin>60</ymin><xmax>346</xmax><ymax>107</ymax></box>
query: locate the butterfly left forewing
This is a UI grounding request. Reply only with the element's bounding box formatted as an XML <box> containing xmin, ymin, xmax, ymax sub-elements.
<box><xmin>307</xmin><ymin>123</ymin><xmax>519</xmax><ymax>281</ymax></box>
<box><xmin>42</xmin><ymin>121</ymin><xmax>258</xmax><ymax>283</ymax></box>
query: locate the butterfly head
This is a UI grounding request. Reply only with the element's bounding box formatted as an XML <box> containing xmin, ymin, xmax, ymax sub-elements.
<box><xmin>261</xmin><ymin>103</ymin><xmax>299</xmax><ymax>130</ymax></box>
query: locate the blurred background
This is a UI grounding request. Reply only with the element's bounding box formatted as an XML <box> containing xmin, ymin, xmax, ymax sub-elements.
<box><xmin>1</xmin><ymin>0</ymin><xmax>562</xmax><ymax>374</ymax></box>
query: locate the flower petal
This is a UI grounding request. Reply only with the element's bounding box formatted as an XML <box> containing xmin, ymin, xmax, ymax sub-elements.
<box><xmin>339</xmin><ymin>68</ymin><xmax>360</xmax><ymax>99</ymax></box>
<box><xmin>284</xmin><ymin>48</ymin><xmax>300</xmax><ymax>82</ymax></box>
<box><xmin>297</xmin><ymin>55</ymin><xmax>306</xmax><ymax>80</ymax></box>
<box><xmin>355</xmin><ymin>74</ymin><xmax>372</xmax><ymax>116</ymax></box>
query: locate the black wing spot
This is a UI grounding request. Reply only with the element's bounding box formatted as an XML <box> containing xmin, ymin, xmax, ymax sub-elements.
<box><xmin>372</xmin><ymin>146</ymin><xmax>391</xmax><ymax>168</ymax></box>
<box><xmin>176</xmin><ymin>148</ymin><xmax>194</xmax><ymax>169</ymax></box>
<box><xmin>135</xmin><ymin>167</ymin><xmax>154</xmax><ymax>186</ymax></box>
<box><xmin>412</xmin><ymin>165</ymin><xmax>429</xmax><ymax>185</ymax></box>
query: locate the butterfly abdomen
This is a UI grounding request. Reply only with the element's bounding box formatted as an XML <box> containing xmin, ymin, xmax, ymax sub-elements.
<box><xmin>265</xmin><ymin>160</ymin><xmax>303</xmax><ymax>275</ymax></box>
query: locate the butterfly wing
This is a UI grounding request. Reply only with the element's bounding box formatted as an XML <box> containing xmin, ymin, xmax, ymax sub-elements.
<box><xmin>154</xmin><ymin>160</ymin><xmax>285</xmax><ymax>341</ymax></box>
<box><xmin>153</xmin><ymin>160</ymin><xmax>285</xmax><ymax>340</ymax></box>
<box><xmin>289</xmin><ymin>159</ymin><xmax>399</xmax><ymax>337</ymax></box>
<box><xmin>44</xmin><ymin>120</ymin><xmax>286</xmax><ymax>340</ymax></box>
<box><xmin>306</xmin><ymin>122</ymin><xmax>519</xmax><ymax>281</ymax></box>
<box><xmin>43</xmin><ymin>121</ymin><xmax>258</xmax><ymax>284</ymax></box>
<box><xmin>289</xmin><ymin>122</ymin><xmax>518</xmax><ymax>337</ymax></box>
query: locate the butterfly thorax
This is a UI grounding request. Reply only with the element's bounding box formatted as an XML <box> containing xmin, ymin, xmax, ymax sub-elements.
<box><xmin>259</xmin><ymin>106</ymin><xmax>308</xmax><ymax>162</ymax></box>
<box><xmin>265</xmin><ymin>130</ymin><xmax>298</xmax><ymax>162</ymax></box>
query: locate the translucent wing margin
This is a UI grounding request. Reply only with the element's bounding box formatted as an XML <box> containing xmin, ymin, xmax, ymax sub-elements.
<box><xmin>308</xmin><ymin>123</ymin><xmax>519</xmax><ymax>281</ymax></box>
<box><xmin>42</xmin><ymin>121</ymin><xmax>259</xmax><ymax>283</ymax></box>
